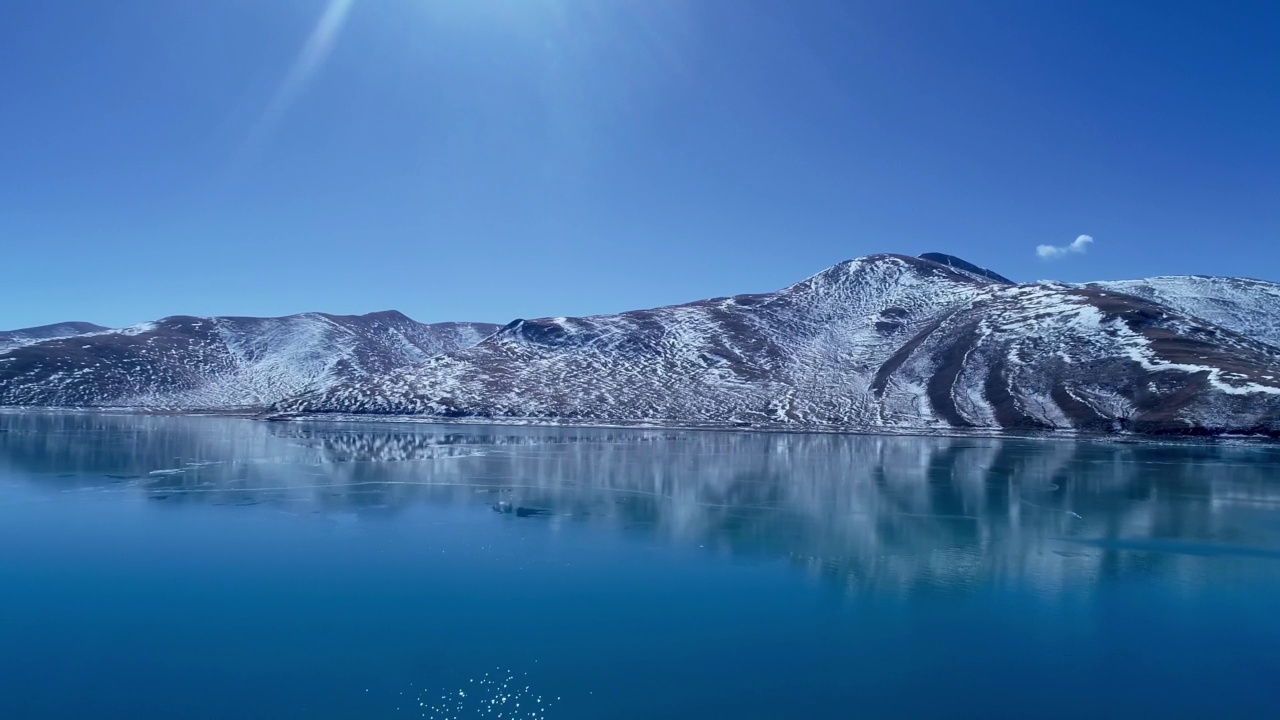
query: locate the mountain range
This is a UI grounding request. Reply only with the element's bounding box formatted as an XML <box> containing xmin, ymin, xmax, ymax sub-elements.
<box><xmin>4</xmin><ymin>253</ymin><xmax>1279</xmax><ymax>438</ymax></box>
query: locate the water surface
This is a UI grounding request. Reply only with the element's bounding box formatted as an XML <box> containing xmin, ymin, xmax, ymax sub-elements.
<box><xmin>2</xmin><ymin>412</ymin><xmax>1279</xmax><ymax>719</ymax></box>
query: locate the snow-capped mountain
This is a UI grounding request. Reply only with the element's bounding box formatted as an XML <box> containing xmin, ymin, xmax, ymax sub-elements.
<box><xmin>275</xmin><ymin>254</ymin><xmax>1280</xmax><ymax>437</ymax></box>
<box><xmin>1085</xmin><ymin>276</ymin><xmax>1280</xmax><ymax>349</ymax></box>
<box><xmin>0</xmin><ymin>322</ymin><xmax>108</xmax><ymax>353</ymax></box>
<box><xmin>0</xmin><ymin>312</ymin><xmax>498</xmax><ymax>407</ymax></box>
<box><xmin>5</xmin><ymin>253</ymin><xmax>1280</xmax><ymax>437</ymax></box>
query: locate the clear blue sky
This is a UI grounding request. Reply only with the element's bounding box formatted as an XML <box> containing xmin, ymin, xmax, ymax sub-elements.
<box><xmin>2</xmin><ymin>0</ymin><xmax>1277</xmax><ymax>329</ymax></box>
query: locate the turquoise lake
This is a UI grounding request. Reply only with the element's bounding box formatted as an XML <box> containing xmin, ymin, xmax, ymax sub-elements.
<box><xmin>2</xmin><ymin>412</ymin><xmax>1279</xmax><ymax>719</ymax></box>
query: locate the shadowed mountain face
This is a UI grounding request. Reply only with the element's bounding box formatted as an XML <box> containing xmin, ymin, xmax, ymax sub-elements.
<box><xmin>278</xmin><ymin>254</ymin><xmax>1280</xmax><ymax>437</ymax></box>
<box><xmin>0</xmin><ymin>312</ymin><xmax>499</xmax><ymax>408</ymax></box>
<box><xmin>917</xmin><ymin>252</ymin><xmax>1014</xmax><ymax>284</ymax></box>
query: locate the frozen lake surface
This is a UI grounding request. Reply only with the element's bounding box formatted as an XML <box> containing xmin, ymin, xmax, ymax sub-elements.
<box><xmin>2</xmin><ymin>412</ymin><xmax>1279</xmax><ymax>719</ymax></box>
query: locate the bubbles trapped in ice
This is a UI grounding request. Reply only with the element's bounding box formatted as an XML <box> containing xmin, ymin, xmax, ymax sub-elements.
<box><xmin>399</xmin><ymin>667</ymin><xmax>558</xmax><ymax>718</ymax></box>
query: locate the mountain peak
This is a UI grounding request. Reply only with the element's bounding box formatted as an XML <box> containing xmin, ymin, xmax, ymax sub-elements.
<box><xmin>917</xmin><ymin>253</ymin><xmax>1014</xmax><ymax>284</ymax></box>
<box><xmin>0</xmin><ymin>321</ymin><xmax>107</xmax><ymax>335</ymax></box>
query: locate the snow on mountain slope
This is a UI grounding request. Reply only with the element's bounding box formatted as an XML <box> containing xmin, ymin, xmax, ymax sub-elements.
<box><xmin>0</xmin><ymin>312</ymin><xmax>498</xmax><ymax>408</ymax></box>
<box><xmin>278</xmin><ymin>255</ymin><xmax>992</xmax><ymax>422</ymax></box>
<box><xmin>7</xmin><ymin>254</ymin><xmax>1280</xmax><ymax>437</ymax></box>
<box><xmin>277</xmin><ymin>254</ymin><xmax>1280</xmax><ymax>437</ymax></box>
<box><xmin>0</xmin><ymin>322</ymin><xmax>108</xmax><ymax>353</ymax></box>
<box><xmin>1086</xmin><ymin>276</ymin><xmax>1280</xmax><ymax>349</ymax></box>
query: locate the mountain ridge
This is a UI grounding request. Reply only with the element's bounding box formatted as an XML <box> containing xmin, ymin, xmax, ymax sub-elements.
<box><xmin>0</xmin><ymin>312</ymin><xmax>499</xmax><ymax>408</ymax></box>
<box><xmin>0</xmin><ymin>321</ymin><xmax>109</xmax><ymax>352</ymax></box>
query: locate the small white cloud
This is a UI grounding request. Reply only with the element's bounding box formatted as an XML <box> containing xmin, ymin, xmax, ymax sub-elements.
<box><xmin>1037</xmin><ymin>235</ymin><xmax>1093</xmax><ymax>260</ymax></box>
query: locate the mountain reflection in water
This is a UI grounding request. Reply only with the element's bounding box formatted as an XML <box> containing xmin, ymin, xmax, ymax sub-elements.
<box><xmin>4</xmin><ymin>411</ymin><xmax>1279</xmax><ymax>596</ymax></box>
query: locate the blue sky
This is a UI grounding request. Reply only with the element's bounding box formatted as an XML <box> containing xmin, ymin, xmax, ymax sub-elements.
<box><xmin>2</xmin><ymin>0</ymin><xmax>1277</xmax><ymax>329</ymax></box>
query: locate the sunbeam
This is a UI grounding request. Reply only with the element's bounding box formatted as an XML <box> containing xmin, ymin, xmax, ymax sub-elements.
<box><xmin>243</xmin><ymin>0</ymin><xmax>357</xmax><ymax>154</ymax></box>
